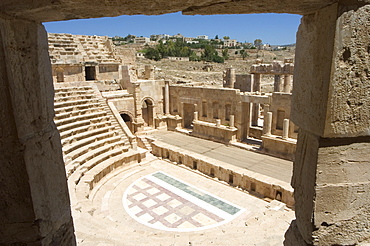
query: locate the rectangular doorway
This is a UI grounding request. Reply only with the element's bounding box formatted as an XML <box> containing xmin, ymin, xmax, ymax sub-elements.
<box><xmin>85</xmin><ymin>66</ymin><xmax>96</xmax><ymax>81</ymax></box>
<box><xmin>183</xmin><ymin>103</ymin><xmax>195</xmax><ymax>129</ymax></box>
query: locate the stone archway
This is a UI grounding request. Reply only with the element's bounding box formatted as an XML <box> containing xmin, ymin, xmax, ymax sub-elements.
<box><xmin>120</xmin><ymin>112</ymin><xmax>134</xmax><ymax>132</ymax></box>
<box><xmin>141</xmin><ymin>98</ymin><xmax>154</xmax><ymax>127</ymax></box>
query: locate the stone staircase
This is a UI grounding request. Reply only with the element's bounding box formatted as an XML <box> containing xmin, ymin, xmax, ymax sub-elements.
<box><xmin>48</xmin><ymin>33</ymin><xmax>118</xmax><ymax>64</ymax></box>
<box><xmin>54</xmin><ymin>85</ymin><xmax>132</xmax><ymax>185</ymax></box>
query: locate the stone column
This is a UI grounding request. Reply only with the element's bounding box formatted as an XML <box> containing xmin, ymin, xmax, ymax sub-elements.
<box><xmin>216</xmin><ymin>119</ymin><xmax>221</xmax><ymax>127</ymax></box>
<box><xmin>224</xmin><ymin>67</ymin><xmax>236</xmax><ymax>88</ymax></box>
<box><xmin>283</xmin><ymin>75</ymin><xmax>292</xmax><ymax>93</ymax></box>
<box><xmin>274</xmin><ymin>75</ymin><xmax>282</xmax><ymax>92</ymax></box>
<box><xmin>164</xmin><ymin>80</ymin><xmax>170</xmax><ymax>115</ymax></box>
<box><xmin>285</xmin><ymin>3</ymin><xmax>370</xmax><ymax>245</ymax></box>
<box><xmin>264</xmin><ymin>112</ymin><xmax>273</xmax><ymax>136</ymax></box>
<box><xmin>282</xmin><ymin>119</ymin><xmax>289</xmax><ymax>139</ymax></box>
<box><xmin>251</xmin><ymin>73</ymin><xmax>261</xmax><ymax>127</ymax></box>
<box><xmin>229</xmin><ymin>115</ymin><xmax>235</xmax><ymax>128</ymax></box>
<box><xmin>0</xmin><ymin>19</ymin><xmax>75</xmax><ymax>245</ymax></box>
<box><xmin>193</xmin><ymin>111</ymin><xmax>198</xmax><ymax>121</ymax></box>
<box><xmin>132</xmin><ymin>82</ymin><xmax>144</xmax><ymax>132</ymax></box>
<box><xmin>263</xmin><ymin>103</ymin><xmax>270</xmax><ymax>132</ymax></box>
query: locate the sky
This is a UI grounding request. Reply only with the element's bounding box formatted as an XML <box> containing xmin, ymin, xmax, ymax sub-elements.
<box><xmin>44</xmin><ymin>12</ymin><xmax>301</xmax><ymax>45</ymax></box>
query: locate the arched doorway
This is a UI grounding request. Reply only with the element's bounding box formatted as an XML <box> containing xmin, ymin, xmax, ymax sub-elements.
<box><xmin>142</xmin><ymin>99</ymin><xmax>154</xmax><ymax>127</ymax></box>
<box><xmin>120</xmin><ymin>113</ymin><xmax>133</xmax><ymax>132</ymax></box>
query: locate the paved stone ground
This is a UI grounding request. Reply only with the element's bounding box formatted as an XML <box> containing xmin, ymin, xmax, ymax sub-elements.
<box><xmin>74</xmin><ymin>156</ymin><xmax>295</xmax><ymax>246</ymax></box>
<box><xmin>148</xmin><ymin>130</ymin><xmax>293</xmax><ymax>183</ymax></box>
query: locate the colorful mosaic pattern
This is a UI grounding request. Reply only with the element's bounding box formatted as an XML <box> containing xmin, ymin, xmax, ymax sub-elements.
<box><xmin>123</xmin><ymin>171</ymin><xmax>245</xmax><ymax>232</ymax></box>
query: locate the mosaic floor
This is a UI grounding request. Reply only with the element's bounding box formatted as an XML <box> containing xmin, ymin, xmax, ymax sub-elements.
<box><xmin>123</xmin><ymin>171</ymin><xmax>246</xmax><ymax>232</ymax></box>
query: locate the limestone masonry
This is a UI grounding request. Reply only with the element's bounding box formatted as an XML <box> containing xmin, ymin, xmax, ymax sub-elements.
<box><xmin>1</xmin><ymin>1</ymin><xmax>370</xmax><ymax>245</ymax></box>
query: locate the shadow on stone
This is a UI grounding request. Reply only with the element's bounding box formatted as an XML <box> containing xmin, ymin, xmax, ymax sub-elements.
<box><xmin>284</xmin><ymin>220</ymin><xmax>308</xmax><ymax>246</ymax></box>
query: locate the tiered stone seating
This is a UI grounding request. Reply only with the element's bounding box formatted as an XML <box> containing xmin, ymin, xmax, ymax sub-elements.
<box><xmin>54</xmin><ymin>85</ymin><xmax>131</xmax><ymax>184</ymax></box>
<box><xmin>48</xmin><ymin>33</ymin><xmax>118</xmax><ymax>64</ymax></box>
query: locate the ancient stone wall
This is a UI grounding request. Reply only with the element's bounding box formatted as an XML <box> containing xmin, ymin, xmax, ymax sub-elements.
<box><xmin>49</xmin><ymin>33</ymin><xmax>122</xmax><ymax>83</ymax></box>
<box><xmin>170</xmin><ymin>85</ymin><xmax>241</xmax><ymax>128</ymax></box>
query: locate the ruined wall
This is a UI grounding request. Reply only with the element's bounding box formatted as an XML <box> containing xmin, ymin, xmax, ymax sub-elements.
<box><xmin>52</xmin><ymin>64</ymin><xmax>84</xmax><ymax>83</ymax></box>
<box><xmin>270</xmin><ymin>92</ymin><xmax>296</xmax><ymax>138</ymax></box>
<box><xmin>235</xmin><ymin>74</ymin><xmax>252</xmax><ymax>92</ymax></box>
<box><xmin>110</xmin><ymin>97</ymin><xmax>136</xmax><ymax>120</ymax></box>
<box><xmin>98</xmin><ymin>64</ymin><xmax>120</xmax><ymax>81</ymax></box>
<box><xmin>139</xmin><ymin>80</ymin><xmax>165</xmax><ymax>116</ymax></box>
<box><xmin>170</xmin><ymin>85</ymin><xmax>241</xmax><ymax>127</ymax></box>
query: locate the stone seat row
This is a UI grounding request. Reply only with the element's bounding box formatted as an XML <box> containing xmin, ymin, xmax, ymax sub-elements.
<box><xmin>55</xmin><ymin>102</ymin><xmax>102</xmax><ymax>116</ymax></box>
<box><xmin>54</xmin><ymin>85</ymin><xmax>131</xmax><ymax>181</ymax></box>
<box><xmin>51</xmin><ymin>51</ymin><xmax>81</xmax><ymax>56</ymax></box>
<box><xmin>61</xmin><ymin>124</ymin><xmax>116</xmax><ymax>146</ymax></box>
<box><xmin>55</xmin><ymin>106</ymin><xmax>105</xmax><ymax>121</ymax></box>
<box><xmin>55</xmin><ymin>111</ymin><xmax>108</xmax><ymax>128</ymax></box>
<box><xmin>55</xmin><ymin>89</ymin><xmax>96</xmax><ymax>97</ymax></box>
<box><xmin>65</xmin><ymin>139</ymin><xmax>127</xmax><ymax>180</ymax></box>
<box><xmin>54</xmin><ymin>92</ymin><xmax>96</xmax><ymax>102</ymax></box>
<box><xmin>63</xmin><ymin>130</ymin><xmax>121</xmax><ymax>156</ymax></box>
<box><xmin>54</xmin><ymin>98</ymin><xmax>100</xmax><ymax>109</ymax></box>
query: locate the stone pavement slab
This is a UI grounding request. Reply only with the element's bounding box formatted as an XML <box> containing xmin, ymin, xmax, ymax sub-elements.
<box><xmin>74</xmin><ymin>157</ymin><xmax>295</xmax><ymax>246</ymax></box>
<box><xmin>148</xmin><ymin>131</ymin><xmax>293</xmax><ymax>183</ymax></box>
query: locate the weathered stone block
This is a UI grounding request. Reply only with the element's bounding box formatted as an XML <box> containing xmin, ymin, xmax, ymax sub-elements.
<box><xmin>292</xmin><ymin>3</ymin><xmax>337</xmax><ymax>137</ymax></box>
<box><xmin>317</xmin><ymin>141</ymin><xmax>370</xmax><ymax>184</ymax></box>
<box><xmin>293</xmin><ymin>4</ymin><xmax>370</xmax><ymax>138</ymax></box>
<box><xmin>313</xmin><ymin>183</ymin><xmax>370</xmax><ymax>245</ymax></box>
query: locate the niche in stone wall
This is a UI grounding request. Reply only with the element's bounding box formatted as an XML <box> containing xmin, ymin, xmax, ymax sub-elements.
<box><xmin>213</xmin><ymin>102</ymin><xmax>219</xmax><ymax>119</ymax></box>
<box><xmin>276</xmin><ymin>109</ymin><xmax>285</xmax><ymax>130</ymax></box>
<box><xmin>202</xmin><ymin>101</ymin><xmax>207</xmax><ymax>117</ymax></box>
<box><xmin>225</xmin><ymin>103</ymin><xmax>231</xmax><ymax>121</ymax></box>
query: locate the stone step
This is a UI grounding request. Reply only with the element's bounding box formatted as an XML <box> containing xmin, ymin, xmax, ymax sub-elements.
<box><xmin>57</xmin><ymin>116</ymin><xmax>111</xmax><ymax>133</ymax></box>
<box><xmin>63</xmin><ymin>132</ymin><xmax>120</xmax><ymax>156</ymax></box>
<box><xmin>54</xmin><ymin>93</ymin><xmax>96</xmax><ymax>103</ymax></box>
<box><xmin>55</xmin><ymin>111</ymin><xmax>108</xmax><ymax>127</ymax></box>
<box><xmin>76</xmin><ymin>148</ymin><xmax>131</xmax><ymax>182</ymax></box>
<box><xmin>54</xmin><ymin>98</ymin><xmax>101</xmax><ymax>109</ymax></box>
<box><xmin>61</xmin><ymin>124</ymin><xmax>115</xmax><ymax>145</ymax></box>
<box><xmin>67</xmin><ymin>143</ymin><xmax>127</xmax><ymax>179</ymax></box>
<box><xmin>72</xmin><ymin>140</ymin><xmax>126</xmax><ymax>168</ymax></box>
<box><xmin>55</xmin><ymin>106</ymin><xmax>105</xmax><ymax>121</ymax></box>
<box><xmin>59</xmin><ymin>121</ymin><xmax>113</xmax><ymax>140</ymax></box>
<box><xmin>65</xmin><ymin>135</ymin><xmax>124</xmax><ymax>161</ymax></box>
<box><xmin>55</xmin><ymin>90</ymin><xmax>95</xmax><ymax>98</ymax></box>
<box><xmin>54</xmin><ymin>86</ymin><xmax>93</xmax><ymax>93</ymax></box>
<box><xmin>54</xmin><ymin>102</ymin><xmax>102</xmax><ymax>115</ymax></box>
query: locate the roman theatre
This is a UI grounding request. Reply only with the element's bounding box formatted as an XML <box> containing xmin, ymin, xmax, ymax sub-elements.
<box><xmin>1</xmin><ymin>1</ymin><xmax>370</xmax><ymax>245</ymax></box>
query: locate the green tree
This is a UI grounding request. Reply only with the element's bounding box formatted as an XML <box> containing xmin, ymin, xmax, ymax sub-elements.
<box><xmin>144</xmin><ymin>47</ymin><xmax>161</xmax><ymax>61</ymax></box>
<box><xmin>201</xmin><ymin>45</ymin><xmax>224</xmax><ymax>63</ymax></box>
<box><xmin>215</xmin><ymin>35</ymin><xmax>219</xmax><ymax>39</ymax></box>
<box><xmin>222</xmin><ymin>48</ymin><xmax>229</xmax><ymax>60</ymax></box>
<box><xmin>223</xmin><ymin>36</ymin><xmax>230</xmax><ymax>40</ymax></box>
<box><xmin>254</xmin><ymin>39</ymin><xmax>263</xmax><ymax>49</ymax></box>
<box><xmin>240</xmin><ymin>49</ymin><xmax>249</xmax><ymax>60</ymax></box>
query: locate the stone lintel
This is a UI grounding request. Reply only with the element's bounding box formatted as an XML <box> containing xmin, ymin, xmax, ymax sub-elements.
<box><xmin>1</xmin><ymin>0</ymin><xmax>335</xmax><ymax>22</ymax></box>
